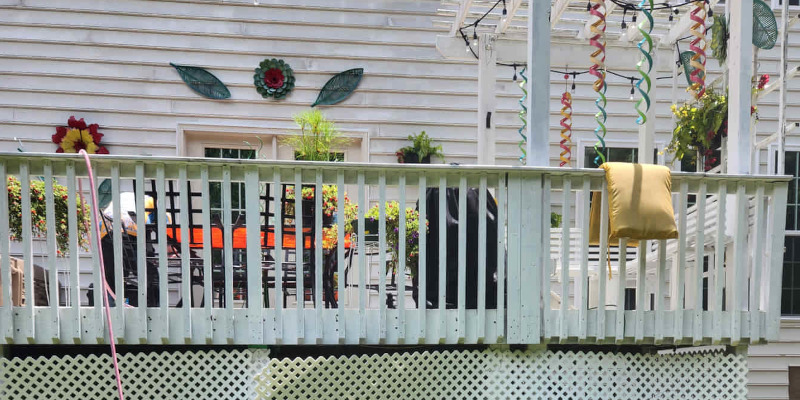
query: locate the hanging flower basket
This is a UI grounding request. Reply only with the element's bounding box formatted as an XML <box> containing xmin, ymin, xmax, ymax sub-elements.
<box><xmin>666</xmin><ymin>89</ymin><xmax>727</xmax><ymax>171</ymax></box>
<box><xmin>254</xmin><ymin>58</ymin><xmax>295</xmax><ymax>99</ymax></box>
<box><xmin>52</xmin><ymin>116</ymin><xmax>109</xmax><ymax>154</ymax></box>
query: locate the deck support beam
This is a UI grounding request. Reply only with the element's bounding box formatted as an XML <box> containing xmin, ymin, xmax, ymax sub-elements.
<box><xmin>638</xmin><ymin>45</ymin><xmax>658</xmax><ymax>164</ymax></box>
<box><xmin>527</xmin><ymin>0</ymin><xmax>550</xmax><ymax>166</ymax></box>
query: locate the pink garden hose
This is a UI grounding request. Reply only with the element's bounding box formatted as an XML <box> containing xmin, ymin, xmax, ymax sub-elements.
<box><xmin>79</xmin><ymin>149</ymin><xmax>125</xmax><ymax>400</ymax></box>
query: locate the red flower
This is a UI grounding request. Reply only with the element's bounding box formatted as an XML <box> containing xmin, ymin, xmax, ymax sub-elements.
<box><xmin>751</xmin><ymin>106</ymin><xmax>756</xmax><ymax>114</ymax></box>
<box><xmin>67</xmin><ymin>116</ymin><xmax>87</xmax><ymax>130</ymax></box>
<box><xmin>96</xmin><ymin>146</ymin><xmax>109</xmax><ymax>154</ymax></box>
<box><xmin>88</xmin><ymin>124</ymin><xmax>103</xmax><ymax>144</ymax></box>
<box><xmin>55</xmin><ymin>147</ymin><xmax>64</xmax><ymax>153</ymax></box>
<box><xmin>52</xmin><ymin>126</ymin><xmax>67</xmax><ymax>144</ymax></box>
<box><xmin>758</xmin><ymin>74</ymin><xmax>770</xmax><ymax>90</ymax></box>
<box><xmin>263</xmin><ymin>68</ymin><xmax>285</xmax><ymax>89</ymax></box>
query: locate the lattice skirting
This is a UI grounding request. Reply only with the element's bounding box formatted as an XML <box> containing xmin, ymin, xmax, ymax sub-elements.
<box><xmin>1</xmin><ymin>347</ymin><xmax>747</xmax><ymax>399</ymax></box>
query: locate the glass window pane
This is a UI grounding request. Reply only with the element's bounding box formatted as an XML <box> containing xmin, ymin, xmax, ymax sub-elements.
<box><xmin>222</xmin><ymin>148</ymin><xmax>238</xmax><ymax>159</ymax></box>
<box><xmin>241</xmin><ymin>149</ymin><xmax>256</xmax><ymax>159</ymax></box>
<box><xmin>205</xmin><ymin>148</ymin><xmax>220</xmax><ymax>158</ymax></box>
<box><xmin>230</xmin><ymin>183</ymin><xmax>241</xmax><ymax>209</ymax></box>
<box><xmin>209</xmin><ymin>182</ymin><xmax>222</xmax><ymax>209</ymax></box>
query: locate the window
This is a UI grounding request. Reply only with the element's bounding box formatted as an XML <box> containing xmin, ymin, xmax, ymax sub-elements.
<box><xmin>783</xmin><ymin>151</ymin><xmax>800</xmax><ymax>315</ymax></box>
<box><xmin>774</xmin><ymin>0</ymin><xmax>800</xmax><ymax>7</ymax></box>
<box><xmin>583</xmin><ymin>147</ymin><xmax>638</xmax><ymax>168</ymax></box>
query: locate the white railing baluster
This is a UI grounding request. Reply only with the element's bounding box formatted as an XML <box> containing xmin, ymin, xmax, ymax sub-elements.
<box><xmin>750</xmin><ymin>184</ymin><xmax>766</xmax><ymax>342</ymax></box>
<box><xmin>496</xmin><ymin>174</ymin><xmax>505</xmax><ymax>342</ymax></box>
<box><xmin>506</xmin><ymin>173</ymin><xmax>520</xmax><ymax>343</ymax></box>
<box><xmin>579</xmin><ymin>178</ymin><xmax>590</xmax><ymax>341</ymax></box>
<box><xmin>294</xmin><ymin>168</ymin><xmax>304</xmax><ymax>341</ymax></box>
<box><xmin>540</xmin><ymin>175</ymin><xmax>550</xmax><ymax>342</ymax></box>
<box><xmin>636</xmin><ymin>240</ymin><xmax>646</xmax><ymax>343</ymax></box>
<box><xmin>0</xmin><ymin>160</ymin><xmax>9</xmax><ymax>342</ymax></box>
<box><xmin>418</xmin><ymin>172</ymin><xmax>427</xmax><ymax>342</ymax></box>
<box><xmin>314</xmin><ymin>170</ymin><xmax>323</xmax><ymax>342</ymax></box>
<box><xmin>199</xmin><ymin>166</ymin><xmax>212</xmax><ymax>343</ymax></box>
<box><xmin>134</xmin><ymin>163</ymin><xmax>147</xmax><ymax>343</ymax></box>
<box><xmin>337</xmin><ymin>170</ymin><xmax>346</xmax><ymax>342</ymax></box>
<box><xmin>82</xmin><ymin>161</ymin><xmax>103</xmax><ymax>342</ymax></box>
<box><xmin>67</xmin><ymin>161</ymin><xmax>81</xmax><ymax>341</ymax></box>
<box><xmin>655</xmin><ymin>239</ymin><xmax>666</xmax><ymax>344</ymax></box>
<box><xmin>675</xmin><ymin>180</ymin><xmax>688</xmax><ymax>343</ymax></box>
<box><xmin>457</xmin><ymin>175</ymin><xmax>467</xmax><ymax>341</ymax></box>
<box><xmin>597</xmin><ymin>180</ymin><xmax>609</xmax><ymax>341</ymax></box>
<box><xmin>397</xmin><ymin>172</ymin><xmax>407</xmax><ymax>342</ymax></box>
<box><xmin>477</xmin><ymin>174</ymin><xmax>487</xmax><ymax>342</ymax></box>
<box><xmin>357</xmin><ymin>171</ymin><xmax>366</xmax><ymax>341</ymax></box>
<box><xmin>768</xmin><ymin>182</ymin><xmax>789</xmax><ymax>340</ymax></box>
<box><xmin>378</xmin><ymin>171</ymin><xmax>388</xmax><ymax>341</ymax></box>
<box><xmin>713</xmin><ymin>183</ymin><xmax>727</xmax><ymax>344</ymax></box>
<box><xmin>731</xmin><ymin>182</ymin><xmax>747</xmax><ymax>345</ymax></box>
<box><xmin>559</xmin><ymin>178</ymin><xmax>572</xmax><ymax>341</ymax></box>
<box><xmin>109</xmin><ymin>163</ymin><xmax>123</xmax><ymax>341</ymax></box>
<box><xmin>19</xmin><ymin>162</ymin><xmax>34</xmax><ymax>342</ymax></box>
<box><xmin>155</xmin><ymin>164</ymin><xmax>169</xmax><ymax>343</ymax></box>
<box><xmin>43</xmin><ymin>161</ymin><xmax>60</xmax><ymax>343</ymax></box>
<box><xmin>179</xmin><ymin>165</ymin><xmax>191</xmax><ymax>342</ymax></box>
<box><xmin>693</xmin><ymin>181</ymin><xmax>707</xmax><ymax>345</ymax></box>
<box><xmin>220</xmin><ymin>166</ymin><xmax>234</xmax><ymax>342</ymax></box>
<box><xmin>438</xmin><ymin>174</ymin><xmax>447</xmax><ymax>342</ymax></box>
<box><xmin>616</xmin><ymin>239</ymin><xmax>627</xmax><ymax>343</ymax></box>
<box><xmin>272</xmin><ymin>167</ymin><xmax>283</xmax><ymax>341</ymax></box>
<box><xmin>245</xmin><ymin>167</ymin><xmax>264</xmax><ymax>343</ymax></box>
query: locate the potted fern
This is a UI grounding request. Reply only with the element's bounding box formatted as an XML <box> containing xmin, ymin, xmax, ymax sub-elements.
<box><xmin>396</xmin><ymin>131</ymin><xmax>444</xmax><ymax>164</ymax></box>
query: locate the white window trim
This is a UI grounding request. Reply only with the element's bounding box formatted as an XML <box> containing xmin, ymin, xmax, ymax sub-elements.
<box><xmin>780</xmin><ymin>145</ymin><xmax>800</xmax><ymax>319</ymax></box>
<box><xmin>772</xmin><ymin>0</ymin><xmax>800</xmax><ymax>10</ymax></box>
<box><xmin>175</xmin><ymin>122</ymin><xmax>370</xmax><ymax>162</ymax></box>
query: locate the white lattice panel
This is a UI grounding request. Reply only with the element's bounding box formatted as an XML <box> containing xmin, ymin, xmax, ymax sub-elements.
<box><xmin>0</xmin><ymin>349</ymin><xmax>271</xmax><ymax>400</ymax></box>
<box><xmin>254</xmin><ymin>348</ymin><xmax>747</xmax><ymax>400</ymax></box>
<box><xmin>1</xmin><ymin>347</ymin><xmax>747</xmax><ymax>400</ymax></box>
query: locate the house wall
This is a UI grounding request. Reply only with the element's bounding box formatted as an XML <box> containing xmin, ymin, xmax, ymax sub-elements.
<box><xmin>1</xmin><ymin>0</ymin><xmax>800</xmax><ymax>396</ymax></box>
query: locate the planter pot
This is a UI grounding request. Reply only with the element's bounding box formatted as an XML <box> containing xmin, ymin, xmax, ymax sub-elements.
<box><xmin>399</xmin><ymin>153</ymin><xmax>431</xmax><ymax>164</ymax></box>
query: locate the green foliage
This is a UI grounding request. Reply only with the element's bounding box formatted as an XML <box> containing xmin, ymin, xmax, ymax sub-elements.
<box><xmin>398</xmin><ymin>131</ymin><xmax>444</xmax><ymax>162</ymax></box>
<box><xmin>550</xmin><ymin>212</ymin><xmax>562</xmax><ymax>228</ymax></box>
<box><xmin>666</xmin><ymin>89</ymin><xmax>728</xmax><ymax>163</ymax></box>
<box><xmin>6</xmin><ymin>176</ymin><xmax>91</xmax><ymax>255</ymax></box>
<box><xmin>365</xmin><ymin>202</ymin><xmax>427</xmax><ymax>277</ymax></box>
<box><xmin>280</xmin><ymin>109</ymin><xmax>351</xmax><ymax>161</ymax></box>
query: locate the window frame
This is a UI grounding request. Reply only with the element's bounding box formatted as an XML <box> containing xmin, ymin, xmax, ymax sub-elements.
<box><xmin>772</xmin><ymin>0</ymin><xmax>800</xmax><ymax>10</ymax></box>
<box><xmin>780</xmin><ymin>148</ymin><xmax>800</xmax><ymax>317</ymax></box>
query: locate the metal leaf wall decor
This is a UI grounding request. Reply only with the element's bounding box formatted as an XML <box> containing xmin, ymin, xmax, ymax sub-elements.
<box><xmin>170</xmin><ymin>63</ymin><xmax>231</xmax><ymax>100</ymax></box>
<box><xmin>311</xmin><ymin>68</ymin><xmax>363</xmax><ymax>107</ymax></box>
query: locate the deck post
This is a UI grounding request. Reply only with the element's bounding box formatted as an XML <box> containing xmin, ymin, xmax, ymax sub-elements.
<box><xmin>637</xmin><ymin>46</ymin><xmax>657</xmax><ymax>164</ymax></box>
<box><xmin>478</xmin><ymin>33</ymin><xmax>497</xmax><ymax>165</ymax></box>
<box><xmin>727</xmin><ymin>0</ymin><xmax>753</xmax><ymax>175</ymax></box>
<box><xmin>527</xmin><ymin>0</ymin><xmax>551</xmax><ymax>166</ymax></box>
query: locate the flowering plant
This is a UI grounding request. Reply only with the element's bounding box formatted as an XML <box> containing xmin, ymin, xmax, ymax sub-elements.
<box><xmin>666</xmin><ymin>89</ymin><xmax>728</xmax><ymax>171</ymax></box>
<box><xmin>365</xmin><ymin>202</ymin><xmax>427</xmax><ymax>276</ymax></box>
<box><xmin>7</xmin><ymin>176</ymin><xmax>91</xmax><ymax>255</ymax></box>
<box><xmin>52</xmin><ymin>116</ymin><xmax>109</xmax><ymax>154</ymax></box>
<box><xmin>285</xmin><ymin>185</ymin><xmax>357</xmax><ymax>223</ymax></box>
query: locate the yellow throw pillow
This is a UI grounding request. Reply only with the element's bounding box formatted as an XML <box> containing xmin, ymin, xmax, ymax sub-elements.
<box><xmin>589</xmin><ymin>162</ymin><xmax>678</xmax><ymax>245</ymax></box>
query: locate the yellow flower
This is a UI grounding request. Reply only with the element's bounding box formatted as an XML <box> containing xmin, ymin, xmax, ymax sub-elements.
<box><xmin>60</xmin><ymin>128</ymin><xmax>98</xmax><ymax>154</ymax></box>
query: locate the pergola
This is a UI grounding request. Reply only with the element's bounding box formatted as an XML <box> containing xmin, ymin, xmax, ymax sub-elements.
<box><xmin>435</xmin><ymin>0</ymin><xmax>795</xmax><ymax>175</ymax></box>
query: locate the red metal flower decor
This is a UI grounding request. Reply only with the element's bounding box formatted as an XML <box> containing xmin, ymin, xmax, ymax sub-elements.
<box><xmin>254</xmin><ymin>58</ymin><xmax>295</xmax><ymax>99</ymax></box>
<box><xmin>52</xmin><ymin>116</ymin><xmax>109</xmax><ymax>154</ymax></box>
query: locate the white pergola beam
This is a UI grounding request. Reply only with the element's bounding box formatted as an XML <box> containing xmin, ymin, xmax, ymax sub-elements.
<box><xmin>528</xmin><ymin>0</ymin><xmax>550</xmax><ymax>167</ymax></box>
<box><xmin>580</xmin><ymin>0</ymin><xmax>617</xmax><ymax>39</ymax></box>
<box><xmin>551</xmin><ymin>0</ymin><xmax>572</xmax><ymax>30</ymax></box>
<box><xmin>498</xmin><ymin>0</ymin><xmax>524</xmax><ymax>33</ymax></box>
<box><xmin>727</xmin><ymin>0</ymin><xmax>753</xmax><ymax>175</ymax></box>
<box><xmin>436</xmin><ymin>35</ymin><xmax>674</xmax><ymax>70</ymax></box>
<box><xmin>478</xmin><ymin>33</ymin><xmax>498</xmax><ymax>165</ymax></box>
<box><xmin>663</xmin><ymin>0</ymin><xmax>718</xmax><ymax>46</ymax></box>
<box><xmin>450</xmin><ymin>0</ymin><xmax>475</xmax><ymax>36</ymax></box>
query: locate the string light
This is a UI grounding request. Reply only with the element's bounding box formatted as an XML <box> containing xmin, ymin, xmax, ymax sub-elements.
<box><xmin>587</xmin><ymin>2</ymin><xmax>592</xmax><ymax>11</ymax></box>
<box><xmin>502</xmin><ymin>0</ymin><xmax>508</xmax><ymax>22</ymax></box>
<box><xmin>513</xmin><ymin>65</ymin><xmax>518</xmax><ymax>81</ymax></box>
<box><xmin>706</xmin><ymin>0</ymin><xmax>713</xmax><ymax>17</ymax></box>
<box><xmin>253</xmin><ymin>0</ymin><xmax>259</xmax><ymax>4</ymax></box>
<box><xmin>629</xmin><ymin>77</ymin><xmax>636</xmax><ymax>100</ymax></box>
<box><xmin>621</xmin><ymin>8</ymin><xmax>628</xmax><ymax>29</ymax></box>
<box><xmin>472</xmin><ymin>28</ymin><xmax>478</xmax><ymax>46</ymax></box>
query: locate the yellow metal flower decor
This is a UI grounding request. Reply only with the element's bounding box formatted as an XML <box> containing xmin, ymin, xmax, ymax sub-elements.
<box><xmin>52</xmin><ymin>116</ymin><xmax>109</xmax><ymax>154</ymax></box>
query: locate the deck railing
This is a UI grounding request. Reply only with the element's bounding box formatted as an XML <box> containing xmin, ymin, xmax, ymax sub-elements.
<box><xmin>0</xmin><ymin>153</ymin><xmax>789</xmax><ymax>345</ymax></box>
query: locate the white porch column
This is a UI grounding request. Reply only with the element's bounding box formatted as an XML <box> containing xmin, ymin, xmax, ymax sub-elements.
<box><xmin>727</xmin><ymin>0</ymin><xmax>754</xmax><ymax>175</ymax></box>
<box><xmin>527</xmin><ymin>0</ymin><xmax>551</xmax><ymax>166</ymax></box>
<box><xmin>638</xmin><ymin>47</ymin><xmax>658</xmax><ymax>164</ymax></box>
<box><xmin>478</xmin><ymin>33</ymin><xmax>497</xmax><ymax>165</ymax></box>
